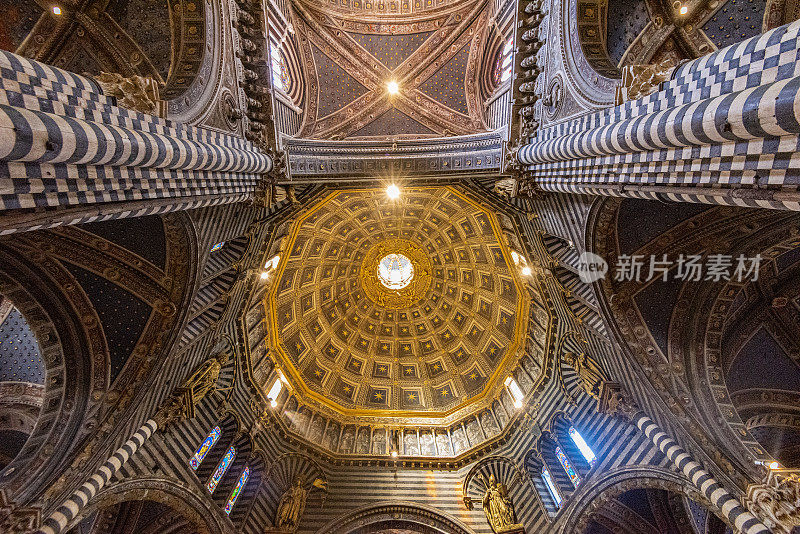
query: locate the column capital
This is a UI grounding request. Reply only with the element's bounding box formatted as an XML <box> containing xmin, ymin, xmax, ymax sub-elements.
<box><xmin>598</xmin><ymin>382</ymin><xmax>640</xmax><ymax>421</ymax></box>
<box><xmin>153</xmin><ymin>388</ymin><xmax>194</xmax><ymax>429</ymax></box>
<box><xmin>743</xmin><ymin>470</ymin><xmax>800</xmax><ymax>534</ymax></box>
<box><xmin>94</xmin><ymin>72</ymin><xmax>166</xmax><ymax>116</ymax></box>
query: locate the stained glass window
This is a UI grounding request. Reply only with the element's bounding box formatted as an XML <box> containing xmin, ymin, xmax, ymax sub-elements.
<box><xmin>271</xmin><ymin>43</ymin><xmax>289</xmax><ymax>92</ymax></box>
<box><xmin>210</xmin><ymin>241</ymin><xmax>225</xmax><ymax>253</ymax></box>
<box><xmin>190</xmin><ymin>426</ymin><xmax>221</xmax><ymax>470</ymax></box>
<box><xmin>207</xmin><ymin>445</ymin><xmax>236</xmax><ymax>494</ymax></box>
<box><xmin>224</xmin><ymin>466</ymin><xmax>250</xmax><ymax>514</ymax></box>
<box><xmin>542</xmin><ymin>465</ymin><xmax>562</xmax><ymax>507</ymax></box>
<box><xmin>494</xmin><ymin>40</ymin><xmax>513</xmax><ymax>85</ymax></box>
<box><xmin>555</xmin><ymin>446</ymin><xmax>581</xmax><ymax>486</ymax></box>
<box><xmin>569</xmin><ymin>426</ymin><xmax>596</xmax><ymax>465</ymax></box>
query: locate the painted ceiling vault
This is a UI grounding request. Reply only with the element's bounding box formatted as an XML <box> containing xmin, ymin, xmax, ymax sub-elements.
<box><xmin>291</xmin><ymin>0</ymin><xmax>490</xmax><ymax>139</ymax></box>
<box><xmin>266</xmin><ymin>186</ymin><xmax>532</xmax><ymax>421</ymax></box>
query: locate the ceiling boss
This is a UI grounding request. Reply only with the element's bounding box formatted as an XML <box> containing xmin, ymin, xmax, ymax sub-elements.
<box><xmin>361</xmin><ymin>239</ymin><xmax>432</xmax><ymax>309</ymax></box>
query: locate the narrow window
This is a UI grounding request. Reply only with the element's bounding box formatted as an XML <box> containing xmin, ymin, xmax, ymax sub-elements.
<box><xmin>271</xmin><ymin>44</ymin><xmax>289</xmax><ymax>92</ymax></box>
<box><xmin>555</xmin><ymin>446</ymin><xmax>581</xmax><ymax>486</ymax></box>
<box><xmin>495</xmin><ymin>40</ymin><xmax>513</xmax><ymax>84</ymax></box>
<box><xmin>207</xmin><ymin>445</ymin><xmax>236</xmax><ymax>494</ymax></box>
<box><xmin>542</xmin><ymin>465</ymin><xmax>562</xmax><ymax>506</ymax></box>
<box><xmin>190</xmin><ymin>426</ymin><xmax>221</xmax><ymax>470</ymax></box>
<box><xmin>569</xmin><ymin>426</ymin><xmax>596</xmax><ymax>465</ymax></box>
<box><xmin>267</xmin><ymin>377</ymin><xmax>283</xmax><ymax>407</ymax></box>
<box><xmin>210</xmin><ymin>242</ymin><xmax>225</xmax><ymax>253</ymax></box>
<box><xmin>504</xmin><ymin>376</ymin><xmax>524</xmax><ymax>408</ymax></box>
<box><xmin>224</xmin><ymin>466</ymin><xmax>250</xmax><ymax>514</ymax></box>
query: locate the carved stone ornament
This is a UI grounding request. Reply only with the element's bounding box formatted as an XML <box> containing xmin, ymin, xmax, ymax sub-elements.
<box><xmin>182</xmin><ymin>354</ymin><xmax>227</xmax><ymax>406</ymax></box>
<box><xmin>598</xmin><ymin>382</ymin><xmax>639</xmax><ymax>421</ymax></box>
<box><xmin>0</xmin><ymin>489</ymin><xmax>41</xmax><ymax>533</ymax></box>
<box><xmin>614</xmin><ymin>58</ymin><xmax>679</xmax><ymax>105</ymax></box>
<box><xmin>743</xmin><ymin>471</ymin><xmax>800</xmax><ymax>534</ymax></box>
<box><xmin>94</xmin><ymin>72</ymin><xmax>166</xmax><ymax>116</ymax></box>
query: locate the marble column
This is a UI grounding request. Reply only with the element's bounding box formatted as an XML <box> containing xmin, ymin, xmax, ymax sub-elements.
<box><xmin>0</xmin><ymin>50</ymin><xmax>272</xmax><ymax>234</ymax></box>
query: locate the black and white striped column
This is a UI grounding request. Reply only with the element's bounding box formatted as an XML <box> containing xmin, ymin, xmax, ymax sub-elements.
<box><xmin>35</xmin><ymin>419</ymin><xmax>158</xmax><ymax>534</ymax></box>
<box><xmin>516</xmin><ymin>20</ymin><xmax>800</xmax><ymax>211</ymax></box>
<box><xmin>0</xmin><ymin>49</ymin><xmax>273</xmax><ymax>234</ymax></box>
<box><xmin>635</xmin><ymin>414</ymin><xmax>770</xmax><ymax>534</ymax></box>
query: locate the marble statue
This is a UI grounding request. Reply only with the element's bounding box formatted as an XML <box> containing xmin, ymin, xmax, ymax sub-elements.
<box><xmin>183</xmin><ymin>354</ymin><xmax>227</xmax><ymax>405</ymax></box>
<box><xmin>275</xmin><ymin>478</ymin><xmax>327</xmax><ymax>530</ymax></box>
<box><xmin>481</xmin><ymin>474</ymin><xmax>522</xmax><ymax>534</ymax></box>
<box><xmin>563</xmin><ymin>351</ymin><xmax>609</xmax><ymax>400</ymax></box>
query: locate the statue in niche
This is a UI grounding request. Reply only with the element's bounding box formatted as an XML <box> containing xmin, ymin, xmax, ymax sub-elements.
<box><xmin>563</xmin><ymin>351</ymin><xmax>609</xmax><ymax>400</ymax></box>
<box><xmin>309</xmin><ymin>416</ymin><xmax>324</xmax><ymax>443</ymax></box>
<box><xmin>295</xmin><ymin>407</ymin><xmax>310</xmax><ymax>433</ymax></box>
<box><xmin>356</xmin><ymin>427</ymin><xmax>370</xmax><ymax>454</ymax></box>
<box><xmin>481</xmin><ymin>411</ymin><xmax>500</xmax><ymax>437</ymax></box>
<box><xmin>404</xmin><ymin>432</ymin><xmax>419</xmax><ymax>456</ymax></box>
<box><xmin>436</xmin><ymin>431</ymin><xmax>453</xmax><ymax>456</ymax></box>
<box><xmin>493</xmin><ymin>401</ymin><xmax>508</xmax><ymax>426</ymax></box>
<box><xmin>466</xmin><ymin>418</ymin><xmax>481</xmax><ymax>445</ymax></box>
<box><xmin>452</xmin><ymin>427</ymin><xmax>467</xmax><ymax>454</ymax></box>
<box><xmin>419</xmin><ymin>431</ymin><xmax>436</xmax><ymax>456</ymax></box>
<box><xmin>275</xmin><ymin>478</ymin><xmax>327</xmax><ymax>531</ymax></box>
<box><xmin>522</xmin><ymin>357</ymin><xmax>540</xmax><ymax>379</ymax></box>
<box><xmin>372</xmin><ymin>428</ymin><xmax>386</xmax><ymax>455</ymax></box>
<box><xmin>323</xmin><ymin>422</ymin><xmax>339</xmax><ymax>450</ymax></box>
<box><xmin>516</xmin><ymin>370</ymin><xmax>532</xmax><ymax>392</ymax></box>
<box><xmin>340</xmin><ymin>426</ymin><xmax>355</xmax><ymax>453</ymax></box>
<box><xmin>480</xmin><ymin>474</ymin><xmax>523</xmax><ymax>534</ymax></box>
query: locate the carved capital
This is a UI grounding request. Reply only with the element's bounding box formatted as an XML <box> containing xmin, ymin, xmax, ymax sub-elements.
<box><xmin>254</xmin><ymin>147</ymin><xmax>290</xmax><ymax>208</ymax></box>
<box><xmin>514</xmin><ymin>174</ymin><xmax>547</xmax><ymax>201</ymax></box>
<box><xmin>743</xmin><ymin>471</ymin><xmax>800</xmax><ymax>534</ymax></box>
<box><xmin>94</xmin><ymin>72</ymin><xmax>166</xmax><ymax>116</ymax></box>
<box><xmin>598</xmin><ymin>382</ymin><xmax>639</xmax><ymax>421</ymax></box>
<box><xmin>614</xmin><ymin>59</ymin><xmax>678</xmax><ymax>105</ymax></box>
<box><xmin>153</xmin><ymin>388</ymin><xmax>194</xmax><ymax>429</ymax></box>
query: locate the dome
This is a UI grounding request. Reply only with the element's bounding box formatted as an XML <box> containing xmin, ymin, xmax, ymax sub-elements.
<box><xmin>264</xmin><ymin>186</ymin><xmax>537</xmax><ymax>425</ymax></box>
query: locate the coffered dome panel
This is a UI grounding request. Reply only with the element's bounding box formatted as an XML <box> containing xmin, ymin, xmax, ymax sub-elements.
<box><xmin>265</xmin><ymin>186</ymin><xmax>532</xmax><ymax>419</ymax></box>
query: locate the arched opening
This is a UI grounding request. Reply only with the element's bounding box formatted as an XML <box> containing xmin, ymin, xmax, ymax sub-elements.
<box><xmin>65</xmin><ymin>478</ymin><xmax>227</xmax><ymax>534</ymax></box>
<box><xmin>0</xmin><ymin>298</ymin><xmax>44</xmax><ymax>470</ymax></box>
<box><xmin>316</xmin><ymin>502</ymin><xmax>475</xmax><ymax>534</ymax></box>
<box><xmin>0</xmin><ymin>213</ymin><xmax>197</xmax><ymax>502</ymax></box>
<box><xmin>66</xmin><ymin>499</ymin><xmax>204</xmax><ymax>534</ymax></box>
<box><xmin>575</xmin><ymin>0</ymin><xmax>622</xmax><ymax>77</ymax></box>
<box><xmin>582</xmin><ymin>488</ymin><xmax>728</xmax><ymax>534</ymax></box>
<box><xmin>588</xmin><ymin>197</ymin><xmax>800</xmax><ymax>483</ymax></box>
<box><xmin>562</xmin><ymin>467</ymin><xmax>727</xmax><ymax>534</ymax></box>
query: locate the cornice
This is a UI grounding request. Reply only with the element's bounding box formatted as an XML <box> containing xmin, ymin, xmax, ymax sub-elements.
<box><xmin>284</xmin><ymin>131</ymin><xmax>504</xmax><ymax>179</ymax></box>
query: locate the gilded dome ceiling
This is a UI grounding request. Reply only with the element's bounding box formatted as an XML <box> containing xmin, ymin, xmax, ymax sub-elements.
<box><xmin>265</xmin><ymin>186</ymin><xmax>534</xmax><ymax>423</ymax></box>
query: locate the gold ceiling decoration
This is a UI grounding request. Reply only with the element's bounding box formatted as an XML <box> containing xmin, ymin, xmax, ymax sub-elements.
<box><xmin>360</xmin><ymin>239</ymin><xmax>432</xmax><ymax>309</ymax></box>
<box><xmin>265</xmin><ymin>186</ymin><xmax>531</xmax><ymax>420</ymax></box>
